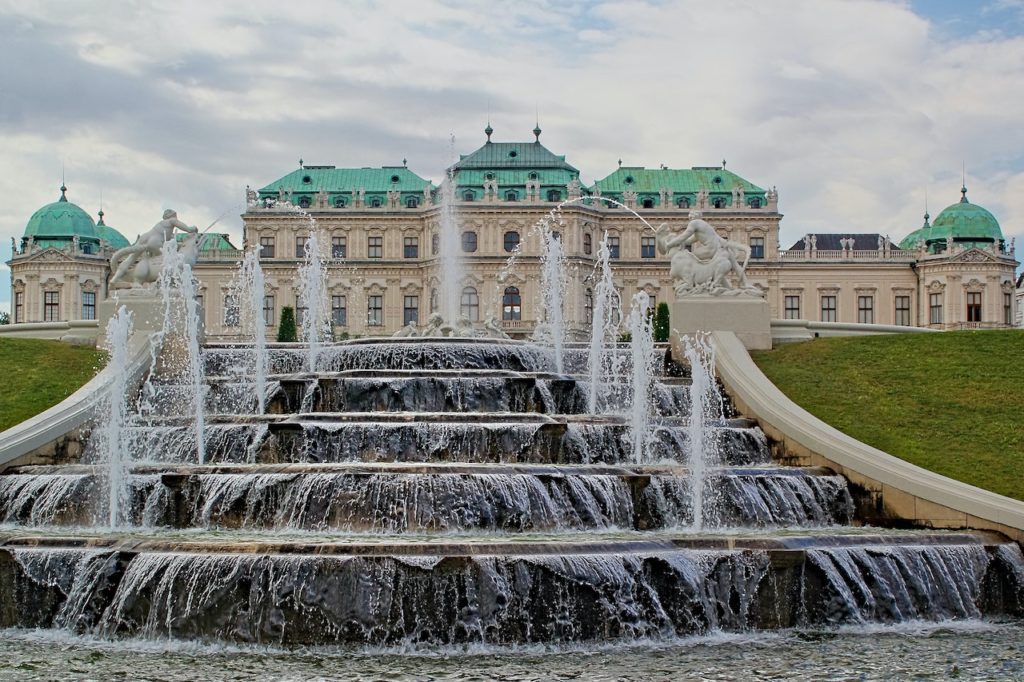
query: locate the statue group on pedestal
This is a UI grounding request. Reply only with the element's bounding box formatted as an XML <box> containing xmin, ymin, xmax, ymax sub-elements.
<box><xmin>109</xmin><ymin>210</ymin><xmax>203</xmax><ymax>287</ymax></box>
<box><xmin>392</xmin><ymin>312</ymin><xmax>510</xmax><ymax>339</ymax></box>
<box><xmin>656</xmin><ymin>211</ymin><xmax>761</xmax><ymax>297</ymax></box>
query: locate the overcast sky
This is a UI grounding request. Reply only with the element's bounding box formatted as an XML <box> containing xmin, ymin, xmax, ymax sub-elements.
<box><xmin>2</xmin><ymin>0</ymin><xmax>1023</xmax><ymax>312</ymax></box>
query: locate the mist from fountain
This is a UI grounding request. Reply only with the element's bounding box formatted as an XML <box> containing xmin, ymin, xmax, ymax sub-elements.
<box><xmin>682</xmin><ymin>333</ymin><xmax>722</xmax><ymax>530</ymax></box>
<box><xmin>297</xmin><ymin>228</ymin><xmax>329</xmax><ymax>371</ymax></box>
<box><xmin>234</xmin><ymin>248</ymin><xmax>268</xmax><ymax>413</ymax></box>
<box><xmin>99</xmin><ymin>306</ymin><xmax>133</xmax><ymax>528</ymax></box>
<box><xmin>539</xmin><ymin>225</ymin><xmax>567</xmax><ymax>373</ymax></box>
<box><xmin>154</xmin><ymin>240</ymin><xmax>207</xmax><ymax>464</ymax></box>
<box><xmin>586</xmin><ymin>233</ymin><xmax>621</xmax><ymax>414</ymax></box>
<box><xmin>438</xmin><ymin>156</ymin><xmax>465</xmax><ymax>324</ymax></box>
<box><xmin>627</xmin><ymin>292</ymin><xmax>655</xmax><ymax>463</ymax></box>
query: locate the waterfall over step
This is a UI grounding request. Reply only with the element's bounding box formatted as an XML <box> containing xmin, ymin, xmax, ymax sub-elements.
<box><xmin>0</xmin><ymin>338</ymin><xmax>1021</xmax><ymax>647</ymax></box>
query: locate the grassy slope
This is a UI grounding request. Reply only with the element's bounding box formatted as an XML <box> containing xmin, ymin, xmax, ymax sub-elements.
<box><xmin>0</xmin><ymin>338</ymin><xmax>107</xmax><ymax>432</ymax></box>
<box><xmin>750</xmin><ymin>330</ymin><xmax>1024</xmax><ymax>500</ymax></box>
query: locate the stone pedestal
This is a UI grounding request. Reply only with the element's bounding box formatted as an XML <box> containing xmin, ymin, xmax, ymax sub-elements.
<box><xmin>670</xmin><ymin>295</ymin><xmax>772</xmax><ymax>353</ymax></box>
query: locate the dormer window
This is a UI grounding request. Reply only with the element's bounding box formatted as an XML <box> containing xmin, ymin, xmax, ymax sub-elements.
<box><xmin>750</xmin><ymin>197</ymin><xmax>762</xmax><ymax>209</ymax></box>
<box><xmin>334</xmin><ymin>197</ymin><xmax>346</xmax><ymax>208</ymax></box>
<box><xmin>302</xmin><ymin>175</ymin><xmax>312</xmax><ymax>184</ymax></box>
<box><xmin>677</xmin><ymin>197</ymin><xmax>690</xmax><ymax>208</ymax></box>
<box><xmin>505</xmin><ymin>190</ymin><xmax>518</xmax><ymax>202</ymax></box>
<box><xmin>641</xmin><ymin>198</ymin><xmax>654</xmax><ymax>209</ymax></box>
<box><xmin>528</xmin><ymin>172</ymin><xmax>538</xmax><ymax>180</ymax></box>
<box><xmin>463</xmin><ymin>190</ymin><xmax>475</xmax><ymax>202</ymax></box>
<box><xmin>712</xmin><ymin>197</ymin><xmax>726</xmax><ymax>209</ymax></box>
<box><xmin>624</xmin><ymin>176</ymin><xmax>634</xmax><ymax>184</ymax></box>
<box><xmin>390</xmin><ymin>175</ymin><xmax>400</xmax><ymax>183</ymax></box>
<box><xmin>546</xmin><ymin>189</ymin><xmax>561</xmax><ymax>202</ymax></box>
<box><xmin>298</xmin><ymin>196</ymin><xmax>312</xmax><ymax>209</ymax></box>
<box><xmin>369</xmin><ymin>197</ymin><xmax>382</xmax><ymax>208</ymax></box>
<box><xmin>406</xmin><ymin>196</ymin><xmax>419</xmax><ymax>208</ymax></box>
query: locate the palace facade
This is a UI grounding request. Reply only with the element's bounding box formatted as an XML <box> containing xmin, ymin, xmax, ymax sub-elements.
<box><xmin>7</xmin><ymin>127</ymin><xmax>1021</xmax><ymax>337</ymax></box>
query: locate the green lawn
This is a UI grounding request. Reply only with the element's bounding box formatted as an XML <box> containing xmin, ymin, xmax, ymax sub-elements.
<box><xmin>751</xmin><ymin>330</ymin><xmax>1024</xmax><ymax>500</ymax></box>
<box><xmin>0</xmin><ymin>337</ymin><xmax>107</xmax><ymax>432</ymax></box>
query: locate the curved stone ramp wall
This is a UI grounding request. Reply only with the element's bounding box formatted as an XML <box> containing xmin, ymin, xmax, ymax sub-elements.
<box><xmin>710</xmin><ymin>330</ymin><xmax>1024</xmax><ymax>542</ymax></box>
<box><xmin>0</xmin><ymin>334</ymin><xmax>152</xmax><ymax>472</ymax></box>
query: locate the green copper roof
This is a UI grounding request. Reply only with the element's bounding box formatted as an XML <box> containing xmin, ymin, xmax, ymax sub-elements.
<box><xmin>176</xmin><ymin>232</ymin><xmax>240</xmax><ymax>252</ymax></box>
<box><xmin>592</xmin><ymin>167</ymin><xmax>765</xmax><ymax>195</ymax></box>
<box><xmin>23</xmin><ymin>186</ymin><xmax>100</xmax><ymax>242</ymax></box>
<box><xmin>95</xmin><ymin>210</ymin><xmax>130</xmax><ymax>249</ymax></box>
<box><xmin>926</xmin><ymin>187</ymin><xmax>1002</xmax><ymax>244</ymax></box>
<box><xmin>455</xmin><ymin>168</ymin><xmax>578</xmax><ymax>189</ymax></box>
<box><xmin>258</xmin><ymin>166</ymin><xmax>433</xmax><ymax>196</ymax></box>
<box><xmin>452</xmin><ymin>140</ymin><xmax>579</xmax><ymax>173</ymax></box>
<box><xmin>898</xmin><ymin>212</ymin><xmax>932</xmax><ymax>251</ymax></box>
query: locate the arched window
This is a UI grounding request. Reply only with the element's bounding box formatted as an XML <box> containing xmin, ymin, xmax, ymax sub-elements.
<box><xmin>547</xmin><ymin>189</ymin><xmax>562</xmax><ymax>202</ymax></box>
<box><xmin>406</xmin><ymin>196</ymin><xmax>419</xmax><ymax>208</ymax></box>
<box><xmin>461</xmin><ymin>231</ymin><xmax>478</xmax><ymax>253</ymax></box>
<box><xmin>584</xmin><ymin>289</ymin><xmax>593</xmax><ymax>324</ymax></box>
<box><xmin>583</xmin><ymin>232</ymin><xmax>593</xmax><ymax>255</ymax></box>
<box><xmin>298</xmin><ymin>196</ymin><xmax>312</xmax><ymax>209</ymax></box>
<box><xmin>369</xmin><ymin>197</ymin><xmax>383</xmax><ymax>208</ymax></box>
<box><xmin>504</xmin><ymin>231</ymin><xmax>521</xmax><ymax>253</ymax></box>
<box><xmin>641</xmin><ymin>198</ymin><xmax>654</xmax><ymax>209</ymax></box>
<box><xmin>677</xmin><ymin>197</ymin><xmax>690</xmax><ymax>208</ymax></box>
<box><xmin>749</xmin><ymin>197</ymin><xmax>762</xmax><ymax>209</ymax></box>
<box><xmin>461</xmin><ymin>286</ymin><xmax>479</xmax><ymax>321</ymax></box>
<box><xmin>712</xmin><ymin>197</ymin><xmax>726</xmax><ymax>209</ymax></box>
<box><xmin>505</xmin><ymin>190</ymin><xmax>518</xmax><ymax>202</ymax></box>
<box><xmin>463</xmin><ymin>190</ymin><xmax>476</xmax><ymax>202</ymax></box>
<box><xmin>502</xmin><ymin>286</ymin><xmax>521</xmax><ymax>321</ymax></box>
<box><xmin>431</xmin><ymin>234</ymin><xmax>440</xmax><ymax>255</ymax></box>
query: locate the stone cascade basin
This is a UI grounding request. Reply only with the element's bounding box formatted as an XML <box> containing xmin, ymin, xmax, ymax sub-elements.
<box><xmin>0</xmin><ymin>338</ymin><xmax>1022</xmax><ymax>647</ymax></box>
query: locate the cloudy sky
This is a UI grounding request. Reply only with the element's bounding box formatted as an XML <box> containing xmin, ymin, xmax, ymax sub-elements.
<box><xmin>2</xmin><ymin>0</ymin><xmax>1023</xmax><ymax>311</ymax></box>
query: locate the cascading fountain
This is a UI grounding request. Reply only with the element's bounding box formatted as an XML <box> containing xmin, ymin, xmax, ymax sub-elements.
<box><xmin>437</xmin><ymin>167</ymin><xmax>465</xmax><ymax>325</ymax></box>
<box><xmin>586</xmin><ymin>233</ymin><xmax>620</xmax><ymax>414</ymax></box>
<box><xmin>234</xmin><ymin>247</ymin><xmax>268</xmax><ymax>413</ymax></box>
<box><xmin>626</xmin><ymin>292</ymin><xmax>655</xmax><ymax>463</ymax></box>
<box><xmin>539</xmin><ymin>223</ymin><xmax>567</xmax><ymax>373</ymax></box>
<box><xmin>681</xmin><ymin>333</ymin><xmax>721</xmax><ymax>530</ymax></box>
<box><xmin>99</xmin><ymin>306</ymin><xmax>133</xmax><ymax>528</ymax></box>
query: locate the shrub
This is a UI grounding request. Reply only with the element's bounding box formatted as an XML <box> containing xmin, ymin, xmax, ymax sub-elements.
<box><xmin>653</xmin><ymin>302</ymin><xmax>670</xmax><ymax>342</ymax></box>
<box><xmin>277</xmin><ymin>306</ymin><xmax>297</xmax><ymax>342</ymax></box>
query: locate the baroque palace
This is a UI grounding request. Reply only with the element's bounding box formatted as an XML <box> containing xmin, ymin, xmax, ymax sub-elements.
<box><xmin>7</xmin><ymin>126</ymin><xmax>1021</xmax><ymax>337</ymax></box>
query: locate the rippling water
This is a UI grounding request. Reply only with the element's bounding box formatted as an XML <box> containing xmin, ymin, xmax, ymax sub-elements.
<box><xmin>1</xmin><ymin>622</ymin><xmax>1022</xmax><ymax>681</ymax></box>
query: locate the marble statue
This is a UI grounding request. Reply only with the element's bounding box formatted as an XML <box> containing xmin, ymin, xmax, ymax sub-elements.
<box><xmin>483</xmin><ymin>315</ymin><xmax>510</xmax><ymax>339</ymax></box>
<box><xmin>110</xmin><ymin>209</ymin><xmax>201</xmax><ymax>287</ymax></box>
<box><xmin>422</xmin><ymin>313</ymin><xmax>445</xmax><ymax>337</ymax></box>
<box><xmin>655</xmin><ymin>211</ymin><xmax>760</xmax><ymax>297</ymax></box>
<box><xmin>453</xmin><ymin>316</ymin><xmax>476</xmax><ymax>337</ymax></box>
<box><xmin>392</xmin><ymin>321</ymin><xmax>419</xmax><ymax>337</ymax></box>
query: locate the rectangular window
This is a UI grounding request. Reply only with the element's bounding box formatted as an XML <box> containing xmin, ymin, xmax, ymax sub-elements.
<box><xmin>929</xmin><ymin>293</ymin><xmax>943</xmax><ymax>324</ymax></box>
<box><xmin>821</xmin><ymin>295</ymin><xmax>837</xmax><ymax>322</ymax></box>
<box><xmin>81</xmin><ymin>292</ymin><xmax>96</xmax><ymax>320</ymax></box>
<box><xmin>894</xmin><ymin>295</ymin><xmax>911</xmax><ymax>326</ymax></box>
<box><xmin>608</xmin><ymin>236</ymin><xmax>620</xmax><ymax>259</ymax></box>
<box><xmin>263</xmin><ymin>295</ymin><xmax>275</xmax><ymax>326</ymax></box>
<box><xmin>1005</xmin><ymin>293</ymin><xmax>1013</xmax><ymax>325</ymax></box>
<box><xmin>403</xmin><ymin>295</ymin><xmax>419</xmax><ymax>325</ymax></box>
<box><xmin>259</xmin><ymin>236</ymin><xmax>275</xmax><ymax>259</ymax></box>
<box><xmin>368</xmin><ymin>236</ymin><xmax>383</xmax><ymax>259</ymax></box>
<box><xmin>295</xmin><ymin>236</ymin><xmax>307</xmax><ymax>258</ymax></box>
<box><xmin>43</xmin><ymin>291</ymin><xmax>59</xmax><ymax>322</ymax></box>
<box><xmin>367</xmin><ymin>295</ymin><xmax>383</xmax><ymax>326</ymax></box>
<box><xmin>296</xmin><ymin>297</ymin><xmax>307</xmax><ymax>327</ymax></box>
<box><xmin>331</xmin><ymin>236</ymin><xmax>347</xmax><ymax>259</ymax></box>
<box><xmin>403</xmin><ymin>236</ymin><xmax>419</xmax><ymax>259</ymax></box>
<box><xmin>784</xmin><ymin>295</ymin><xmax>801</xmax><ymax>320</ymax></box>
<box><xmin>858</xmin><ymin>295</ymin><xmax>874</xmax><ymax>324</ymax></box>
<box><xmin>14</xmin><ymin>292</ymin><xmax>23</xmax><ymax>324</ymax></box>
<box><xmin>966</xmin><ymin>292</ymin><xmax>982</xmax><ymax>322</ymax></box>
<box><xmin>331</xmin><ymin>295</ymin><xmax>347</xmax><ymax>326</ymax></box>
<box><xmin>750</xmin><ymin>237</ymin><xmax>765</xmax><ymax>259</ymax></box>
<box><xmin>641</xmin><ymin>236</ymin><xmax>656</xmax><ymax>258</ymax></box>
<box><xmin>224</xmin><ymin>294</ymin><xmax>240</xmax><ymax>327</ymax></box>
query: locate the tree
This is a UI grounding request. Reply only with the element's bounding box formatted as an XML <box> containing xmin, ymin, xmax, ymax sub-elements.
<box><xmin>0</xmin><ymin>311</ymin><xmax>8</xmax><ymax>325</ymax></box>
<box><xmin>277</xmin><ymin>306</ymin><xmax>297</xmax><ymax>342</ymax></box>
<box><xmin>653</xmin><ymin>302</ymin><xmax>670</xmax><ymax>343</ymax></box>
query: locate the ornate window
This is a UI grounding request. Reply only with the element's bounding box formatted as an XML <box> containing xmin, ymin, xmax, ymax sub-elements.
<box><xmin>858</xmin><ymin>295</ymin><xmax>874</xmax><ymax>324</ymax></box>
<box><xmin>1005</xmin><ymin>293</ymin><xmax>1013</xmax><ymax>325</ymax></box>
<box><xmin>784</xmin><ymin>295</ymin><xmax>801</xmax><ymax>320</ymax></box>
<box><xmin>263</xmin><ymin>295</ymin><xmax>275</xmax><ymax>326</ymax></box>
<box><xmin>14</xmin><ymin>292</ymin><xmax>23</xmax><ymax>324</ymax></box>
<box><xmin>295</xmin><ymin>296</ymin><xmax>307</xmax><ymax>326</ymax></box>
<box><xmin>505</xmin><ymin>190</ymin><xmax>518</xmax><ymax>202</ymax></box>
<box><xmin>404</xmin><ymin>236</ymin><xmax>419</xmax><ymax>259</ymax></box>
<box><xmin>608</xmin><ymin>236</ymin><xmax>620</xmax><ymax>259</ymax></box>
<box><xmin>404</xmin><ymin>295</ymin><xmax>419</xmax><ymax>325</ymax></box>
<box><xmin>750</xmin><ymin>237</ymin><xmax>765</xmax><ymax>259</ymax></box>
<box><xmin>369</xmin><ymin>197</ymin><xmax>382</xmax><ymax>208</ymax></box>
<box><xmin>461</xmin><ymin>231</ymin><xmax>478</xmax><ymax>253</ymax></box>
<box><xmin>929</xmin><ymin>293</ymin><xmax>943</xmax><ymax>325</ymax></box>
<box><xmin>368</xmin><ymin>236</ymin><xmax>383</xmax><ymax>259</ymax></box>
<box><xmin>332</xmin><ymin>296</ymin><xmax>347</xmax><ymax>326</ymax></box>
<box><xmin>641</xmin><ymin>198</ymin><xmax>654</xmax><ymax>209</ymax></box>
<box><xmin>966</xmin><ymin>292</ymin><xmax>982</xmax><ymax>323</ymax></box>
<box><xmin>259</xmin><ymin>236</ymin><xmax>275</xmax><ymax>259</ymax></box>
<box><xmin>583</xmin><ymin>233</ymin><xmax>592</xmax><ymax>255</ymax></box>
<box><xmin>332</xmin><ymin>236</ymin><xmax>346</xmax><ymax>259</ymax></box>
<box><xmin>461</xmin><ymin>286</ymin><xmax>479</xmax><ymax>321</ymax></box>
<box><xmin>295</xmin><ymin>236</ymin><xmax>307</xmax><ymax>258</ymax></box>
<box><xmin>334</xmin><ymin>197</ymin><xmax>347</xmax><ymax>208</ymax></box>
<box><xmin>81</xmin><ymin>291</ymin><xmax>96</xmax><ymax>321</ymax></box>
<box><xmin>503</xmin><ymin>231</ymin><xmax>520</xmax><ymax>253</ymax></box>
<box><xmin>547</xmin><ymin>189</ymin><xmax>562</xmax><ymax>202</ymax></box>
<box><xmin>463</xmin><ymin>190</ymin><xmax>475</xmax><ymax>202</ymax></box>
<box><xmin>712</xmin><ymin>197</ymin><xmax>726</xmax><ymax>209</ymax></box>
<box><xmin>406</xmin><ymin>196</ymin><xmax>419</xmax><ymax>208</ymax></box>
<box><xmin>43</xmin><ymin>291</ymin><xmax>59</xmax><ymax>322</ymax></box>
<box><xmin>750</xmin><ymin>197</ymin><xmax>762</xmax><ymax>209</ymax></box>
<box><xmin>821</xmin><ymin>295</ymin><xmax>837</xmax><ymax>322</ymax></box>
<box><xmin>224</xmin><ymin>294</ymin><xmax>240</xmax><ymax>327</ymax></box>
<box><xmin>502</xmin><ymin>286</ymin><xmax>521</xmax><ymax>321</ymax></box>
<box><xmin>641</xmin><ymin>236</ymin><xmax>656</xmax><ymax>259</ymax></box>
<box><xmin>894</xmin><ymin>296</ymin><xmax>911</xmax><ymax>326</ymax></box>
<box><xmin>367</xmin><ymin>295</ymin><xmax>383</xmax><ymax>326</ymax></box>
<box><xmin>677</xmin><ymin>197</ymin><xmax>690</xmax><ymax>209</ymax></box>
<box><xmin>584</xmin><ymin>289</ymin><xmax>593</xmax><ymax>323</ymax></box>
<box><xmin>298</xmin><ymin>196</ymin><xmax>311</xmax><ymax>209</ymax></box>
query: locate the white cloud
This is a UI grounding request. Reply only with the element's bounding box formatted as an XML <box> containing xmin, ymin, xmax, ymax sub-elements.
<box><xmin>0</xmin><ymin>0</ymin><xmax>1019</xmax><ymax>269</ymax></box>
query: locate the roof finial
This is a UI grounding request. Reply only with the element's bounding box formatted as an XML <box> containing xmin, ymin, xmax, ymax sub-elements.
<box><xmin>618</xmin><ymin>158</ymin><xmax>622</xmax><ymax>167</ymax></box>
<box><xmin>59</xmin><ymin>163</ymin><xmax>67</xmax><ymax>202</ymax></box>
<box><xmin>722</xmin><ymin>158</ymin><xmax>726</xmax><ymax>168</ymax></box>
<box><xmin>923</xmin><ymin>187</ymin><xmax>930</xmax><ymax>227</ymax></box>
<box><xmin>533</xmin><ymin>104</ymin><xmax>542</xmax><ymax>142</ymax></box>
<box><xmin>484</xmin><ymin>121</ymin><xmax>493</xmax><ymax>143</ymax></box>
<box><xmin>98</xmin><ymin>190</ymin><xmax>104</xmax><ymax>224</ymax></box>
<box><xmin>961</xmin><ymin>162</ymin><xmax>968</xmax><ymax>203</ymax></box>
<box><xmin>402</xmin><ymin>157</ymin><xmax>407</xmax><ymax>167</ymax></box>
<box><xmin>299</xmin><ymin>157</ymin><xmax>304</xmax><ymax>169</ymax></box>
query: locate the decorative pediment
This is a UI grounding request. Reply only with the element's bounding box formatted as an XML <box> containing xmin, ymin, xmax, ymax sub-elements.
<box><xmin>927</xmin><ymin>280</ymin><xmax>946</xmax><ymax>292</ymax></box>
<box><xmin>20</xmin><ymin>248</ymin><xmax>78</xmax><ymax>264</ymax></box>
<box><xmin>952</xmin><ymin>248</ymin><xmax>997</xmax><ymax>263</ymax></box>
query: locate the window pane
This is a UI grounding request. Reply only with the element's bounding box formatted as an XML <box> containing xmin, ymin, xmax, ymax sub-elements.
<box><xmin>641</xmin><ymin>236</ymin><xmax>656</xmax><ymax>259</ymax></box>
<box><xmin>259</xmin><ymin>237</ymin><xmax>275</xmax><ymax>259</ymax></box>
<box><xmin>332</xmin><ymin>296</ymin><xmax>347</xmax><ymax>326</ymax></box>
<box><xmin>367</xmin><ymin>295</ymin><xmax>383</xmax><ymax>326</ymax></box>
<box><xmin>502</xmin><ymin>286</ymin><xmax>521</xmax><ymax>321</ymax></box>
<box><xmin>263</xmin><ymin>296</ymin><xmax>275</xmax><ymax>326</ymax></box>
<box><xmin>461</xmin><ymin>287</ymin><xmax>479</xmax><ymax>321</ymax></box>
<box><xmin>750</xmin><ymin>237</ymin><xmax>765</xmax><ymax>259</ymax></box>
<box><xmin>858</xmin><ymin>296</ymin><xmax>874</xmax><ymax>324</ymax></box>
<box><xmin>821</xmin><ymin>296</ymin><xmax>836</xmax><ymax>322</ymax></box>
<box><xmin>368</xmin><ymin>236</ymin><xmax>383</xmax><ymax>259</ymax></box>
<box><xmin>81</xmin><ymin>292</ymin><xmax>96</xmax><ymax>321</ymax></box>
<box><xmin>461</xmin><ymin>231</ymin><xmax>478</xmax><ymax>253</ymax></box>
<box><xmin>404</xmin><ymin>236</ymin><xmax>419</xmax><ymax>259</ymax></box>
<box><xmin>784</xmin><ymin>295</ymin><xmax>800</xmax><ymax>320</ymax></box>
<box><xmin>608</xmin><ymin>237</ymin><xmax>620</xmax><ymax>259</ymax></box>
<box><xmin>331</xmin><ymin>236</ymin><xmax>346</xmax><ymax>259</ymax></box>
<box><xmin>403</xmin><ymin>296</ymin><xmax>419</xmax><ymax>325</ymax></box>
<box><xmin>504</xmin><ymin>231</ymin><xmax>520</xmax><ymax>253</ymax></box>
